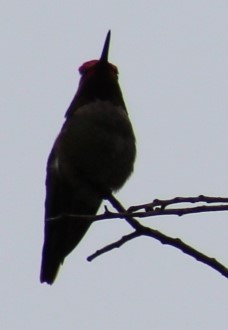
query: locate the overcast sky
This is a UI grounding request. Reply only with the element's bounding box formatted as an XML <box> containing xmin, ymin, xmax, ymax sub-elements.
<box><xmin>1</xmin><ymin>1</ymin><xmax>228</xmax><ymax>329</ymax></box>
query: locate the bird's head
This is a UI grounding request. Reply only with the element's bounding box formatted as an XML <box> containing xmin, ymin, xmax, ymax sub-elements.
<box><xmin>65</xmin><ymin>30</ymin><xmax>126</xmax><ymax>116</ymax></box>
<box><xmin>78</xmin><ymin>31</ymin><xmax>118</xmax><ymax>83</ymax></box>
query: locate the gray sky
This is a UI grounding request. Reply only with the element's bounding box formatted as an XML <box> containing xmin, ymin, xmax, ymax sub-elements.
<box><xmin>1</xmin><ymin>1</ymin><xmax>228</xmax><ymax>329</ymax></box>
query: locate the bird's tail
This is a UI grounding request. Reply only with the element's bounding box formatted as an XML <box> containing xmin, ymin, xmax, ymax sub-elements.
<box><xmin>40</xmin><ymin>218</ymin><xmax>91</xmax><ymax>285</ymax></box>
<box><xmin>40</xmin><ymin>252</ymin><xmax>62</xmax><ymax>285</ymax></box>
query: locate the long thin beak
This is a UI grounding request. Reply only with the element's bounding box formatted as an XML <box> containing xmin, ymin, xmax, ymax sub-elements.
<box><xmin>99</xmin><ymin>30</ymin><xmax>111</xmax><ymax>63</ymax></box>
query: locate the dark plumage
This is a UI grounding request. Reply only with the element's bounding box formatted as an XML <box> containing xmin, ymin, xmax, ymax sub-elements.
<box><xmin>40</xmin><ymin>31</ymin><xmax>136</xmax><ymax>284</ymax></box>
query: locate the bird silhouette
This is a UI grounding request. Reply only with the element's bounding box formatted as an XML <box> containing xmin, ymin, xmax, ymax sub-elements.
<box><xmin>40</xmin><ymin>31</ymin><xmax>136</xmax><ymax>284</ymax></box>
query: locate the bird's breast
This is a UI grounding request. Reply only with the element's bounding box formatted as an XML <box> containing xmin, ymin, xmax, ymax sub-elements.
<box><xmin>56</xmin><ymin>100</ymin><xmax>136</xmax><ymax>192</ymax></box>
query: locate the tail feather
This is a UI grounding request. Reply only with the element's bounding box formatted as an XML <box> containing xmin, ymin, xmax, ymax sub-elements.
<box><xmin>40</xmin><ymin>255</ymin><xmax>62</xmax><ymax>285</ymax></box>
<box><xmin>40</xmin><ymin>217</ymin><xmax>92</xmax><ymax>285</ymax></box>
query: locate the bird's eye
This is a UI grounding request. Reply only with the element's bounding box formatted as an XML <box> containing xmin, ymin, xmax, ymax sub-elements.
<box><xmin>109</xmin><ymin>63</ymin><xmax>118</xmax><ymax>74</ymax></box>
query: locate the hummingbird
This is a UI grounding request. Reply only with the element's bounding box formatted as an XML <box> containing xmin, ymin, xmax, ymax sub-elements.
<box><xmin>40</xmin><ymin>31</ymin><xmax>136</xmax><ymax>284</ymax></box>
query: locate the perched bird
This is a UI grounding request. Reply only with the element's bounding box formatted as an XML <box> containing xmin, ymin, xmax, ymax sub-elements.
<box><xmin>40</xmin><ymin>31</ymin><xmax>136</xmax><ymax>284</ymax></box>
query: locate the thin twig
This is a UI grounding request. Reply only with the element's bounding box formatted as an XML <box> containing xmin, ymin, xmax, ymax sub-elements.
<box><xmin>128</xmin><ymin>195</ymin><xmax>228</xmax><ymax>212</ymax></box>
<box><xmin>87</xmin><ymin>228</ymin><xmax>228</xmax><ymax>279</ymax></box>
<box><xmin>47</xmin><ymin>201</ymin><xmax>228</xmax><ymax>223</ymax></box>
<box><xmin>98</xmin><ymin>194</ymin><xmax>228</xmax><ymax>279</ymax></box>
<box><xmin>46</xmin><ymin>194</ymin><xmax>228</xmax><ymax>278</ymax></box>
<box><xmin>87</xmin><ymin>231</ymin><xmax>140</xmax><ymax>261</ymax></box>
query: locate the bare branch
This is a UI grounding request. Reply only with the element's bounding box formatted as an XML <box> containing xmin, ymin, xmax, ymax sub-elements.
<box><xmin>128</xmin><ymin>195</ymin><xmax>228</xmax><ymax>212</ymax></box>
<box><xmin>102</xmin><ymin>194</ymin><xmax>228</xmax><ymax>279</ymax></box>
<box><xmin>142</xmin><ymin>227</ymin><xmax>228</xmax><ymax>278</ymax></box>
<box><xmin>87</xmin><ymin>231</ymin><xmax>140</xmax><ymax>261</ymax></box>
<box><xmin>46</xmin><ymin>194</ymin><xmax>228</xmax><ymax>279</ymax></box>
<box><xmin>48</xmin><ymin>195</ymin><xmax>228</xmax><ymax>223</ymax></box>
<box><xmin>87</xmin><ymin>227</ymin><xmax>228</xmax><ymax>279</ymax></box>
